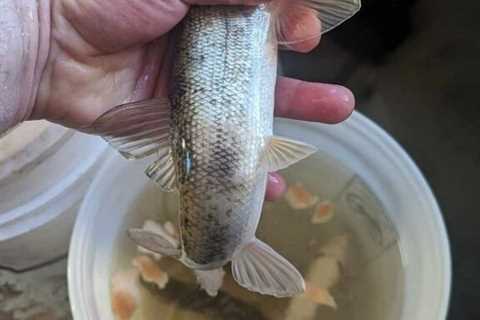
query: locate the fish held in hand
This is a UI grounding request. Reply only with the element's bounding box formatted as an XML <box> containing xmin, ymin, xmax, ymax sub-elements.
<box><xmin>93</xmin><ymin>0</ymin><xmax>360</xmax><ymax>298</ymax></box>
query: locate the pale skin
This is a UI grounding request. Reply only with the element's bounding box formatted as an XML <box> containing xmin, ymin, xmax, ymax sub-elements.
<box><xmin>3</xmin><ymin>0</ymin><xmax>355</xmax><ymax>200</ymax></box>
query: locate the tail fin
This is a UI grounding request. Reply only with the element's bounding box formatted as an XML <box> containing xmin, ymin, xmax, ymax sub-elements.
<box><xmin>231</xmin><ymin>239</ymin><xmax>305</xmax><ymax>297</ymax></box>
<box><xmin>271</xmin><ymin>0</ymin><xmax>361</xmax><ymax>48</ymax></box>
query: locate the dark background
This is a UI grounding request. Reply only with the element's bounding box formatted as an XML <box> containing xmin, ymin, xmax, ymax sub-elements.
<box><xmin>281</xmin><ymin>0</ymin><xmax>480</xmax><ymax>319</ymax></box>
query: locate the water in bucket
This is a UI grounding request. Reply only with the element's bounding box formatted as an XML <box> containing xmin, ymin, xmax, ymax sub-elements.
<box><xmin>111</xmin><ymin>151</ymin><xmax>405</xmax><ymax>320</ymax></box>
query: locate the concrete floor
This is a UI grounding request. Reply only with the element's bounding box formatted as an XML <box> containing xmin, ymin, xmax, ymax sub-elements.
<box><xmin>1</xmin><ymin>0</ymin><xmax>479</xmax><ymax>319</ymax></box>
<box><xmin>0</xmin><ymin>259</ymin><xmax>70</xmax><ymax>320</ymax></box>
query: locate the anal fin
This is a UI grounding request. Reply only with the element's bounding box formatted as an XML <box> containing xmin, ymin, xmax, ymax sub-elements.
<box><xmin>91</xmin><ymin>98</ymin><xmax>171</xmax><ymax>160</ymax></box>
<box><xmin>92</xmin><ymin>97</ymin><xmax>179</xmax><ymax>190</ymax></box>
<box><xmin>231</xmin><ymin>239</ymin><xmax>305</xmax><ymax>297</ymax></box>
<box><xmin>145</xmin><ymin>147</ymin><xmax>177</xmax><ymax>192</ymax></box>
<box><xmin>261</xmin><ymin>136</ymin><xmax>317</xmax><ymax>172</ymax></box>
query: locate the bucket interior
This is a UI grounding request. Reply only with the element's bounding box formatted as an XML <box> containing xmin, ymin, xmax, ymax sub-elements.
<box><xmin>69</xmin><ymin>116</ymin><xmax>450</xmax><ymax>320</ymax></box>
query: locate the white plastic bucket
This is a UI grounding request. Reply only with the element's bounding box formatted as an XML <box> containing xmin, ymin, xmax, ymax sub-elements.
<box><xmin>68</xmin><ymin>112</ymin><xmax>451</xmax><ymax>320</ymax></box>
<box><xmin>0</xmin><ymin>120</ymin><xmax>108</xmax><ymax>270</ymax></box>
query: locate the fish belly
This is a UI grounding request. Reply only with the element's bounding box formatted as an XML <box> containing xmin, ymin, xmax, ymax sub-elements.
<box><xmin>170</xmin><ymin>5</ymin><xmax>278</xmax><ymax>269</ymax></box>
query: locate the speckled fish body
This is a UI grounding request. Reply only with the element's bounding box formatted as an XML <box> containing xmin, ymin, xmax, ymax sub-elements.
<box><xmin>94</xmin><ymin>0</ymin><xmax>361</xmax><ymax>297</ymax></box>
<box><xmin>171</xmin><ymin>5</ymin><xmax>277</xmax><ymax>270</ymax></box>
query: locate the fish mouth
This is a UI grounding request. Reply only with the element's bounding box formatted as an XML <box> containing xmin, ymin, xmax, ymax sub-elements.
<box><xmin>182</xmin><ymin>257</ymin><xmax>228</xmax><ymax>271</ymax></box>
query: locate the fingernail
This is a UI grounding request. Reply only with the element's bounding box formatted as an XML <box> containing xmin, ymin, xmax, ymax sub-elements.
<box><xmin>265</xmin><ymin>172</ymin><xmax>287</xmax><ymax>201</ymax></box>
<box><xmin>269</xmin><ymin>172</ymin><xmax>281</xmax><ymax>185</ymax></box>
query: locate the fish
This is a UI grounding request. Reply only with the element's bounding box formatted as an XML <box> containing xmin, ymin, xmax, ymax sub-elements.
<box><xmin>93</xmin><ymin>0</ymin><xmax>360</xmax><ymax>298</ymax></box>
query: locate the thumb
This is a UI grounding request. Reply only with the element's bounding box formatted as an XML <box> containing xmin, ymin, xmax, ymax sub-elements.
<box><xmin>63</xmin><ymin>0</ymin><xmax>267</xmax><ymax>53</ymax></box>
<box><xmin>186</xmin><ymin>0</ymin><xmax>267</xmax><ymax>4</ymax></box>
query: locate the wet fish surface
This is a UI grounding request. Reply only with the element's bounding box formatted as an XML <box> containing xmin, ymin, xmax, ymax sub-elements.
<box><xmin>170</xmin><ymin>6</ymin><xmax>278</xmax><ymax>270</ymax></box>
<box><xmin>93</xmin><ymin>0</ymin><xmax>360</xmax><ymax>298</ymax></box>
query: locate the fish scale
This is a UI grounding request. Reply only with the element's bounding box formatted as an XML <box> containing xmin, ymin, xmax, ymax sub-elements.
<box><xmin>171</xmin><ymin>6</ymin><xmax>274</xmax><ymax>267</ymax></box>
<box><xmin>94</xmin><ymin>0</ymin><xmax>360</xmax><ymax>297</ymax></box>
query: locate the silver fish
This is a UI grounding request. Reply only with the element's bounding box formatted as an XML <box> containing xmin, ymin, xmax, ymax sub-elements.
<box><xmin>93</xmin><ymin>0</ymin><xmax>360</xmax><ymax>298</ymax></box>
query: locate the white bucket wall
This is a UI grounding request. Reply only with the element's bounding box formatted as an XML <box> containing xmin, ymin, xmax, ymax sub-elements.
<box><xmin>0</xmin><ymin>121</ymin><xmax>108</xmax><ymax>270</ymax></box>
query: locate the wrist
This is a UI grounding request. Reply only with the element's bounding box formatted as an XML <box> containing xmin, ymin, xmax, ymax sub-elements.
<box><xmin>0</xmin><ymin>0</ymin><xmax>50</xmax><ymax>133</ymax></box>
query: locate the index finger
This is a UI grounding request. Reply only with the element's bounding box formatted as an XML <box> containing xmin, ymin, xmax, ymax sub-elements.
<box><xmin>274</xmin><ymin>77</ymin><xmax>355</xmax><ymax>124</ymax></box>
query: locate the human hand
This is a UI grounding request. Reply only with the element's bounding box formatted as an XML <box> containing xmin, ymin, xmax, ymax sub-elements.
<box><xmin>4</xmin><ymin>0</ymin><xmax>355</xmax><ymax>200</ymax></box>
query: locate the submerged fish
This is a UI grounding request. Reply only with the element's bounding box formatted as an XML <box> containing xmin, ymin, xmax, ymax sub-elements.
<box><xmin>94</xmin><ymin>0</ymin><xmax>360</xmax><ymax>298</ymax></box>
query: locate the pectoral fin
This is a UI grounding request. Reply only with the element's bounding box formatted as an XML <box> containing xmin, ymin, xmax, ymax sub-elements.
<box><xmin>261</xmin><ymin>136</ymin><xmax>317</xmax><ymax>172</ymax></box>
<box><xmin>91</xmin><ymin>98</ymin><xmax>171</xmax><ymax>160</ymax></box>
<box><xmin>231</xmin><ymin>239</ymin><xmax>305</xmax><ymax>297</ymax></box>
<box><xmin>271</xmin><ymin>0</ymin><xmax>361</xmax><ymax>47</ymax></box>
<box><xmin>128</xmin><ymin>228</ymin><xmax>180</xmax><ymax>258</ymax></box>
